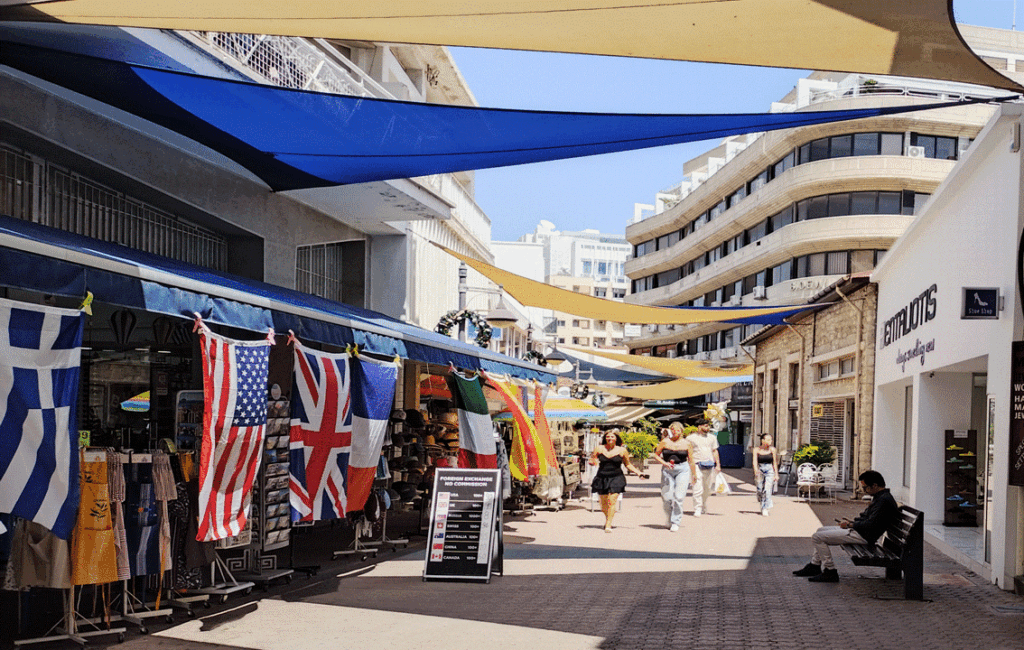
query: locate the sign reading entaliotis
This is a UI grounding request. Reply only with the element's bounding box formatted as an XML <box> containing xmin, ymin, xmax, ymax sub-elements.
<box><xmin>423</xmin><ymin>468</ymin><xmax>502</xmax><ymax>582</ymax></box>
<box><xmin>1009</xmin><ymin>342</ymin><xmax>1024</xmax><ymax>486</ymax></box>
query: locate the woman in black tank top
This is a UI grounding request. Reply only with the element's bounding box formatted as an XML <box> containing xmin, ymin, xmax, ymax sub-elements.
<box><xmin>753</xmin><ymin>434</ymin><xmax>779</xmax><ymax>516</ymax></box>
<box><xmin>589</xmin><ymin>430</ymin><xmax>644</xmax><ymax>532</ymax></box>
<box><xmin>653</xmin><ymin>423</ymin><xmax>697</xmax><ymax>531</ymax></box>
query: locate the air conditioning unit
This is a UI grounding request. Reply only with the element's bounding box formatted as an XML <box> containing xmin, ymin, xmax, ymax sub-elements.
<box><xmin>728</xmin><ymin>295</ymin><xmax>741</xmax><ymax>306</ymax></box>
<box><xmin>907</xmin><ymin>146</ymin><xmax>926</xmax><ymax>158</ymax></box>
<box><xmin>753</xmin><ymin>285</ymin><xmax>767</xmax><ymax>300</ymax></box>
<box><xmin>720</xmin><ymin>347</ymin><xmax>737</xmax><ymax>359</ymax></box>
<box><xmin>646</xmin><ymin>323</ymin><xmax>659</xmax><ymax>333</ymax></box>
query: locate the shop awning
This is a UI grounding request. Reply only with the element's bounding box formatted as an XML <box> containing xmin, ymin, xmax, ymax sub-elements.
<box><xmin>1</xmin><ymin>1</ymin><xmax>1019</xmax><ymax>91</ymax></box>
<box><xmin>494</xmin><ymin>397</ymin><xmax>607</xmax><ymax>422</ymax></box>
<box><xmin>565</xmin><ymin>345</ymin><xmax>752</xmax><ymax>378</ymax></box>
<box><xmin>599</xmin><ymin>377</ymin><xmax>738</xmax><ymax>401</ymax></box>
<box><xmin>0</xmin><ymin>214</ymin><xmax>554</xmax><ymax>382</ymax></box>
<box><xmin>0</xmin><ymin>28</ymin><xmax>1005</xmax><ymax>191</ymax></box>
<box><xmin>437</xmin><ymin>245</ymin><xmax>813</xmax><ymax>325</ymax></box>
<box><xmin>602</xmin><ymin>405</ymin><xmax>656</xmax><ymax>426</ymax></box>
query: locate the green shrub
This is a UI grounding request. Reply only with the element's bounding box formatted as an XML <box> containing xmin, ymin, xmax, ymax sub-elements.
<box><xmin>793</xmin><ymin>440</ymin><xmax>836</xmax><ymax>466</ymax></box>
<box><xmin>621</xmin><ymin>430</ymin><xmax>659</xmax><ymax>462</ymax></box>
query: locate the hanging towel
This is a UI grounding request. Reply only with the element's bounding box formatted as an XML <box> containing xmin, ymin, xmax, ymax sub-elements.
<box><xmin>71</xmin><ymin>451</ymin><xmax>118</xmax><ymax>585</ymax></box>
<box><xmin>107</xmin><ymin>449</ymin><xmax>130</xmax><ymax>581</ymax></box>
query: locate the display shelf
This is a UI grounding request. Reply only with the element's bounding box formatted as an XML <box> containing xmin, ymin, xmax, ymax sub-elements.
<box><xmin>944</xmin><ymin>429</ymin><xmax>978</xmax><ymax>527</ymax></box>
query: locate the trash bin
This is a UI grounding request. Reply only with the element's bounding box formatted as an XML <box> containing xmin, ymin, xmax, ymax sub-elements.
<box><xmin>718</xmin><ymin>443</ymin><xmax>745</xmax><ymax>468</ymax></box>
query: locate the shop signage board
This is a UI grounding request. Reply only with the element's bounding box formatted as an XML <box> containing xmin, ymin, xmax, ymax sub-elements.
<box><xmin>1009</xmin><ymin>342</ymin><xmax>1024</xmax><ymax>486</ymax></box>
<box><xmin>423</xmin><ymin>468</ymin><xmax>502</xmax><ymax>582</ymax></box>
<box><xmin>961</xmin><ymin>288</ymin><xmax>999</xmax><ymax>319</ymax></box>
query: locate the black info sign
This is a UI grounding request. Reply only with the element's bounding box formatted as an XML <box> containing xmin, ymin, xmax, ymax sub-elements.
<box><xmin>423</xmin><ymin>468</ymin><xmax>502</xmax><ymax>582</ymax></box>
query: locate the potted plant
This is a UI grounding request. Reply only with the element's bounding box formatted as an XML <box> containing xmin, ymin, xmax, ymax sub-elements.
<box><xmin>620</xmin><ymin>430</ymin><xmax>658</xmax><ymax>470</ymax></box>
<box><xmin>792</xmin><ymin>440</ymin><xmax>836</xmax><ymax>467</ymax></box>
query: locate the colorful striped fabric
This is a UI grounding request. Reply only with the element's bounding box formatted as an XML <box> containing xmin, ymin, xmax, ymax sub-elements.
<box><xmin>533</xmin><ymin>385</ymin><xmax>558</xmax><ymax>469</ymax></box>
<box><xmin>486</xmin><ymin>376</ymin><xmax>546</xmax><ymax>481</ymax></box>
<box><xmin>195</xmin><ymin>324</ymin><xmax>271</xmax><ymax>542</ymax></box>
<box><xmin>448</xmin><ymin>372</ymin><xmax>496</xmax><ymax>469</ymax></box>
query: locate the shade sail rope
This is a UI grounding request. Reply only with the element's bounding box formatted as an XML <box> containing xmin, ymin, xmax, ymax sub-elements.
<box><xmin>433</xmin><ymin>243</ymin><xmax>811</xmax><ymax>325</ymax></box>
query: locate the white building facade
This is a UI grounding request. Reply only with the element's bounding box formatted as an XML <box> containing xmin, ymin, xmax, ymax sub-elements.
<box><xmin>872</xmin><ymin>103</ymin><xmax>1023</xmax><ymax>592</ymax></box>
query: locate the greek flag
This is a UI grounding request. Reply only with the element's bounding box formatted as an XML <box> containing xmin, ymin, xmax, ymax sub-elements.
<box><xmin>0</xmin><ymin>298</ymin><xmax>86</xmax><ymax>540</ymax></box>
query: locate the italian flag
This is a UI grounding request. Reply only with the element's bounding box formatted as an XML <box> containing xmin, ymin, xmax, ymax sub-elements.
<box><xmin>447</xmin><ymin>372</ymin><xmax>497</xmax><ymax>469</ymax></box>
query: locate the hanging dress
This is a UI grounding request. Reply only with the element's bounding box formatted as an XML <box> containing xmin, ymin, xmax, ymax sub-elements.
<box><xmin>70</xmin><ymin>450</ymin><xmax>118</xmax><ymax>585</ymax></box>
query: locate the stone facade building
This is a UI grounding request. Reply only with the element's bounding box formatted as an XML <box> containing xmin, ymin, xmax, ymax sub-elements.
<box><xmin>743</xmin><ymin>274</ymin><xmax>877</xmax><ymax>490</ymax></box>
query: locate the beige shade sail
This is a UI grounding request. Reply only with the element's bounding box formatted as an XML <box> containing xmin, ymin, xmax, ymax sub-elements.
<box><xmin>435</xmin><ymin>244</ymin><xmax>802</xmax><ymax>325</ymax></box>
<box><xmin>1</xmin><ymin>1</ymin><xmax>1019</xmax><ymax>91</ymax></box>
<box><xmin>565</xmin><ymin>345</ymin><xmax>752</xmax><ymax>378</ymax></box>
<box><xmin>598</xmin><ymin>377</ymin><xmax>738</xmax><ymax>401</ymax></box>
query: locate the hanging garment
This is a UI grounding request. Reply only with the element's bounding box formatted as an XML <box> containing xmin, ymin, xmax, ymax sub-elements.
<box><xmin>122</xmin><ymin>461</ymin><xmax>162</xmax><ymax>577</ymax></box>
<box><xmin>168</xmin><ymin>480</ymin><xmax>202</xmax><ymax>590</ymax></box>
<box><xmin>70</xmin><ymin>451</ymin><xmax>118</xmax><ymax>585</ymax></box>
<box><xmin>9</xmin><ymin>519</ymin><xmax>71</xmax><ymax>589</ymax></box>
<box><xmin>152</xmin><ymin>452</ymin><xmax>176</xmax><ymax>574</ymax></box>
<box><xmin>107</xmin><ymin>450</ymin><xmax>130</xmax><ymax>581</ymax></box>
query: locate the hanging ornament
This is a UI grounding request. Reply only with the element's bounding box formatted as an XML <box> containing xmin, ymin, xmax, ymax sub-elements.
<box><xmin>109</xmin><ymin>308</ymin><xmax>137</xmax><ymax>346</ymax></box>
<box><xmin>152</xmin><ymin>316</ymin><xmax>174</xmax><ymax>346</ymax></box>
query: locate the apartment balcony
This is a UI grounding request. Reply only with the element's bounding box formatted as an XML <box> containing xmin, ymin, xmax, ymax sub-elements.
<box><xmin>626</xmin><ymin>155</ymin><xmax>952</xmax><ymax>279</ymax></box>
<box><xmin>626</xmin><ymin>214</ymin><xmax>912</xmax><ymax>307</ymax></box>
<box><xmin>626</xmin><ymin>100</ymin><xmax>994</xmax><ymax>242</ymax></box>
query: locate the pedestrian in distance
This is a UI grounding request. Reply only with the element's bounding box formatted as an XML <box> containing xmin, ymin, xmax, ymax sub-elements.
<box><xmin>653</xmin><ymin>422</ymin><xmax>697</xmax><ymax>532</ymax></box>
<box><xmin>589</xmin><ymin>429</ymin><xmax>645</xmax><ymax>532</ymax></box>
<box><xmin>793</xmin><ymin>470</ymin><xmax>899</xmax><ymax>583</ymax></box>
<box><xmin>686</xmin><ymin>422</ymin><xmax>721</xmax><ymax>517</ymax></box>
<box><xmin>753</xmin><ymin>433</ymin><xmax>779</xmax><ymax>516</ymax></box>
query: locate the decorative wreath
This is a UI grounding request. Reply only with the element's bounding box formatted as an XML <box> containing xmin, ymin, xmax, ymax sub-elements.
<box><xmin>435</xmin><ymin>309</ymin><xmax>493</xmax><ymax>348</ymax></box>
<box><xmin>522</xmin><ymin>349</ymin><xmax>546</xmax><ymax>365</ymax></box>
<box><xmin>570</xmin><ymin>383</ymin><xmax>589</xmax><ymax>400</ymax></box>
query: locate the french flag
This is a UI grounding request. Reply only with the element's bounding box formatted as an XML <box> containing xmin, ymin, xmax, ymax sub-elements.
<box><xmin>346</xmin><ymin>353</ymin><xmax>398</xmax><ymax>513</ymax></box>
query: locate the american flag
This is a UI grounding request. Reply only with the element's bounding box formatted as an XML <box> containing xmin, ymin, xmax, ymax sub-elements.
<box><xmin>196</xmin><ymin>325</ymin><xmax>271</xmax><ymax>542</ymax></box>
<box><xmin>288</xmin><ymin>344</ymin><xmax>352</xmax><ymax>522</ymax></box>
<box><xmin>0</xmin><ymin>298</ymin><xmax>85</xmax><ymax>540</ymax></box>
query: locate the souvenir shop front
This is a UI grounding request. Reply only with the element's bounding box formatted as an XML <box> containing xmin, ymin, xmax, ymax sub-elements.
<box><xmin>0</xmin><ymin>215</ymin><xmax>554</xmax><ymax>644</ymax></box>
<box><xmin>871</xmin><ymin>104</ymin><xmax>1023</xmax><ymax>593</ymax></box>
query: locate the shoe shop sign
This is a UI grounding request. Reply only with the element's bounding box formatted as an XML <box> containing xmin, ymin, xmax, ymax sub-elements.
<box><xmin>1010</xmin><ymin>342</ymin><xmax>1024</xmax><ymax>486</ymax></box>
<box><xmin>423</xmin><ymin>468</ymin><xmax>503</xmax><ymax>582</ymax></box>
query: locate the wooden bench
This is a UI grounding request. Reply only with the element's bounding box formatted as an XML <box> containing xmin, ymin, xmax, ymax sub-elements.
<box><xmin>841</xmin><ymin>505</ymin><xmax>924</xmax><ymax>600</ymax></box>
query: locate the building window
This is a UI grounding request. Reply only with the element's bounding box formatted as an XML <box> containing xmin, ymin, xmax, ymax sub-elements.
<box><xmin>594</xmin><ymin>287</ymin><xmax>607</xmax><ymax>297</ymax></box>
<box><xmin>597</xmin><ymin>261</ymin><xmax>608</xmax><ymax>275</ymax></box>
<box><xmin>612</xmin><ymin>288</ymin><xmax>626</xmax><ymax>299</ymax></box>
<box><xmin>816</xmin><ymin>360</ymin><xmax>841</xmax><ymax>381</ymax></box>
<box><xmin>558</xmin><ymin>337</ymin><xmax>566</xmax><ymax>344</ymax></box>
<box><xmin>840</xmin><ymin>357</ymin><xmax>856</xmax><ymax>376</ymax></box>
<box><xmin>789</xmin><ymin>362</ymin><xmax>800</xmax><ymax>399</ymax></box>
<box><xmin>572</xmin><ymin>337</ymin><xmax>589</xmax><ymax>346</ymax></box>
<box><xmin>582</xmin><ymin>260</ymin><xmax>592</xmax><ymax>274</ymax></box>
<box><xmin>594</xmin><ymin>337</ymin><xmax>606</xmax><ymax>346</ymax></box>
<box><xmin>557</xmin><ymin>319</ymin><xmax>566</xmax><ymax>326</ymax></box>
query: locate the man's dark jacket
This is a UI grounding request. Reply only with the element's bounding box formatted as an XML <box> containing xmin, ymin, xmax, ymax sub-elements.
<box><xmin>852</xmin><ymin>488</ymin><xmax>899</xmax><ymax>545</ymax></box>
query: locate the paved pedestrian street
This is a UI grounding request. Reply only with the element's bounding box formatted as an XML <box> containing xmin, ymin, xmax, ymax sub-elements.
<box><xmin>101</xmin><ymin>471</ymin><xmax>1020</xmax><ymax>650</ymax></box>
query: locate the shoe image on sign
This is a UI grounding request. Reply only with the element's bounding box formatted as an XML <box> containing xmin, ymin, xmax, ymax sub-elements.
<box><xmin>957</xmin><ymin>501</ymin><xmax>977</xmax><ymax>508</ymax></box>
<box><xmin>946</xmin><ymin>495</ymin><xmax>964</xmax><ymax>501</ymax></box>
<box><xmin>960</xmin><ymin>451</ymin><xmax>976</xmax><ymax>457</ymax></box>
<box><xmin>946</xmin><ymin>457</ymin><xmax>962</xmax><ymax>463</ymax></box>
<box><xmin>946</xmin><ymin>444</ymin><xmax>964</xmax><ymax>451</ymax></box>
<box><xmin>959</xmin><ymin>464</ymin><xmax>975</xmax><ymax>470</ymax></box>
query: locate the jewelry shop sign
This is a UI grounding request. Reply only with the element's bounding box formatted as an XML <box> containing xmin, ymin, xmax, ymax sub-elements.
<box><xmin>1010</xmin><ymin>342</ymin><xmax>1024</xmax><ymax>486</ymax></box>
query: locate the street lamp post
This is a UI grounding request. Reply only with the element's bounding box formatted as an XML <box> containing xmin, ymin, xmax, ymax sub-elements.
<box><xmin>457</xmin><ymin>261</ymin><xmax>468</xmax><ymax>343</ymax></box>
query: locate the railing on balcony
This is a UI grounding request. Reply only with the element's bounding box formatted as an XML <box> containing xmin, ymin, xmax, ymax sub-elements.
<box><xmin>417</xmin><ymin>173</ymin><xmax>491</xmax><ymax>245</ymax></box>
<box><xmin>183</xmin><ymin>32</ymin><xmax>394</xmax><ymax>99</ymax></box>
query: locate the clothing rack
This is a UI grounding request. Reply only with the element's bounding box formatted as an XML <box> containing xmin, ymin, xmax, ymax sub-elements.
<box><xmin>333</xmin><ymin>517</ymin><xmax>380</xmax><ymax>561</ymax></box>
<box><xmin>14</xmin><ymin>585</ymin><xmax>127</xmax><ymax>646</ymax></box>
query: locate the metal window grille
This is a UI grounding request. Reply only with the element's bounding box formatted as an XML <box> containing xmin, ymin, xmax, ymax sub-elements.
<box><xmin>2</xmin><ymin>144</ymin><xmax>227</xmax><ymax>270</ymax></box>
<box><xmin>296</xmin><ymin>242</ymin><xmax>344</xmax><ymax>302</ymax></box>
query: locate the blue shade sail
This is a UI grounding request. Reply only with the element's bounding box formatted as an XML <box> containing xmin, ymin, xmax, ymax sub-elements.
<box><xmin>0</xmin><ymin>36</ymin><xmax>1003</xmax><ymax>191</ymax></box>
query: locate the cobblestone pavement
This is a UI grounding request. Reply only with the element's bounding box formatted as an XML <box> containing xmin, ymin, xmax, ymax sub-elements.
<box><xmin>78</xmin><ymin>470</ymin><xmax>1021</xmax><ymax>650</ymax></box>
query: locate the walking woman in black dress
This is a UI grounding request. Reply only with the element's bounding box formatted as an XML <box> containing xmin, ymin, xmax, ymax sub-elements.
<box><xmin>590</xmin><ymin>430</ymin><xmax>644</xmax><ymax>532</ymax></box>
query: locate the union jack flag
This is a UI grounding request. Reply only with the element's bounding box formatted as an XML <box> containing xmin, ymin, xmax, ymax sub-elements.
<box><xmin>288</xmin><ymin>344</ymin><xmax>352</xmax><ymax>521</ymax></box>
<box><xmin>0</xmin><ymin>298</ymin><xmax>85</xmax><ymax>539</ymax></box>
<box><xmin>195</xmin><ymin>324</ymin><xmax>271</xmax><ymax>542</ymax></box>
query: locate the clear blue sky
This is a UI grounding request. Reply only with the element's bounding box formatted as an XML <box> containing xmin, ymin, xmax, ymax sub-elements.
<box><xmin>449</xmin><ymin>1</ymin><xmax>1018</xmax><ymax>242</ymax></box>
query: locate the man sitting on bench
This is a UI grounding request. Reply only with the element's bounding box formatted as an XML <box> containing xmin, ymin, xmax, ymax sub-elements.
<box><xmin>792</xmin><ymin>470</ymin><xmax>899</xmax><ymax>583</ymax></box>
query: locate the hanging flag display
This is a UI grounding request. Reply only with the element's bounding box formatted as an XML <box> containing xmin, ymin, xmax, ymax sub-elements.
<box><xmin>487</xmin><ymin>376</ymin><xmax>547</xmax><ymax>480</ymax></box>
<box><xmin>195</xmin><ymin>322</ymin><xmax>272</xmax><ymax>542</ymax></box>
<box><xmin>0</xmin><ymin>36</ymin><xmax>1004</xmax><ymax>191</ymax></box>
<box><xmin>0</xmin><ymin>298</ymin><xmax>85</xmax><ymax>540</ymax></box>
<box><xmin>288</xmin><ymin>343</ymin><xmax>352</xmax><ymax>522</ymax></box>
<box><xmin>447</xmin><ymin>371</ymin><xmax>497</xmax><ymax>470</ymax></box>
<box><xmin>346</xmin><ymin>353</ymin><xmax>399</xmax><ymax>514</ymax></box>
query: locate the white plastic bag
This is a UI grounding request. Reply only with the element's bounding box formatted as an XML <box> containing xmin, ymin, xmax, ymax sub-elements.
<box><xmin>713</xmin><ymin>472</ymin><xmax>732</xmax><ymax>495</ymax></box>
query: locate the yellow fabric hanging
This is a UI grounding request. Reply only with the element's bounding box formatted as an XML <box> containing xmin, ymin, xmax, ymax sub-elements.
<box><xmin>2</xmin><ymin>1</ymin><xmax>1017</xmax><ymax>91</ymax></box>
<box><xmin>599</xmin><ymin>377</ymin><xmax>738</xmax><ymax>400</ymax></box>
<box><xmin>564</xmin><ymin>346</ymin><xmax>752</xmax><ymax>378</ymax></box>
<box><xmin>71</xmin><ymin>452</ymin><xmax>119</xmax><ymax>585</ymax></box>
<box><xmin>435</xmin><ymin>244</ymin><xmax>803</xmax><ymax>325</ymax></box>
